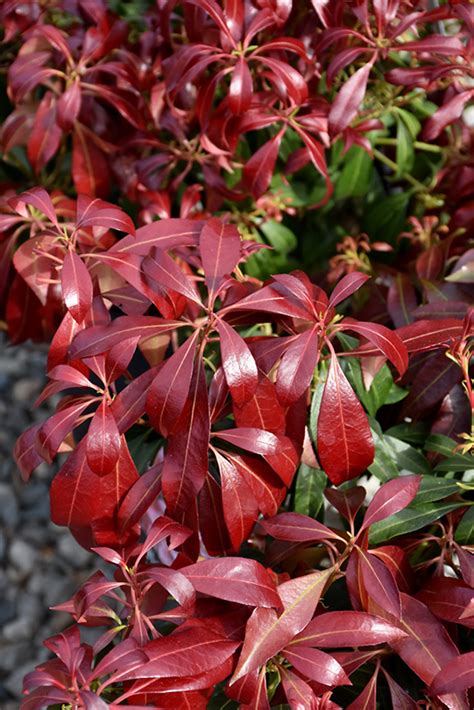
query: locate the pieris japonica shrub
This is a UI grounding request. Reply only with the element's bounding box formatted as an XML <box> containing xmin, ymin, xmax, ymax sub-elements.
<box><xmin>1</xmin><ymin>1</ymin><xmax>473</xmax><ymax>708</ymax></box>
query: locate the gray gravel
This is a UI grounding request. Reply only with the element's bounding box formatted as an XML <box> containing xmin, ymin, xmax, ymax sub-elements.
<box><xmin>0</xmin><ymin>337</ymin><xmax>95</xmax><ymax>707</ymax></box>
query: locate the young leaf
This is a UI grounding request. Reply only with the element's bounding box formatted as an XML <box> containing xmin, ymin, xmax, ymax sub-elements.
<box><xmin>231</xmin><ymin>568</ymin><xmax>333</xmax><ymax>682</ymax></box>
<box><xmin>216</xmin><ymin>318</ymin><xmax>258</xmax><ymax>406</ymax></box>
<box><xmin>86</xmin><ymin>400</ymin><xmax>121</xmax><ymax>477</ymax></box>
<box><xmin>430</xmin><ymin>652</ymin><xmax>474</xmax><ymax>695</ymax></box>
<box><xmin>291</xmin><ymin>611</ymin><xmax>406</xmax><ymax>648</ymax></box>
<box><xmin>61</xmin><ymin>250</ymin><xmax>93</xmax><ymax>324</ymax></box>
<box><xmin>181</xmin><ymin>558</ymin><xmax>281</xmax><ymax>608</ymax></box>
<box><xmin>360</xmin><ymin>475</ymin><xmax>420</xmax><ymax>532</ymax></box>
<box><xmin>200</xmin><ymin>217</ymin><xmax>241</xmax><ymax>296</ymax></box>
<box><xmin>317</xmin><ymin>352</ymin><xmax>374</xmax><ymax>485</ymax></box>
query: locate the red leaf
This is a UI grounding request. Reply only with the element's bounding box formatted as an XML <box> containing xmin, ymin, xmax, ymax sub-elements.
<box><xmin>329</xmin><ymin>273</ymin><xmax>370</xmax><ymax>308</ymax></box>
<box><xmin>57</xmin><ymin>80</ymin><xmax>81</xmax><ymax>131</ymax></box>
<box><xmin>234</xmin><ymin>376</ymin><xmax>286</xmax><ymax>435</ymax></box>
<box><xmin>126</xmin><ymin>626</ymin><xmax>239</xmax><ymax>679</ymax></box>
<box><xmin>39</xmin><ymin>399</ymin><xmax>90</xmax><ymax>459</ymax></box>
<box><xmin>143</xmin><ymin>247</ymin><xmax>203</xmax><ymax>307</ymax></box>
<box><xmin>324</xmin><ymin>486</ymin><xmax>366</xmax><ymax>525</ymax></box>
<box><xmin>346</xmin><ymin>665</ymin><xmax>378</xmax><ymax>710</ymax></box>
<box><xmin>242</xmin><ymin>128</ymin><xmax>285</xmax><ymax>198</ymax></box>
<box><xmin>317</xmin><ymin>351</ymin><xmax>374</xmax><ymax>485</ymax></box>
<box><xmin>27</xmin><ymin>92</ymin><xmax>62</xmax><ymax>172</ymax></box>
<box><xmin>341</xmin><ymin>319</ymin><xmax>408</xmax><ymax>377</ymax></box>
<box><xmin>391</xmin><ymin>593</ymin><xmax>460</xmax><ymax>686</ymax></box>
<box><xmin>72</xmin><ymin>125</ymin><xmax>110</xmax><ymax>197</ymax></box>
<box><xmin>282</xmin><ymin>646</ymin><xmax>349</xmax><ymax>687</ymax></box>
<box><xmin>394</xmin><ymin>319</ymin><xmax>464</xmax><ymax>354</ymax></box>
<box><xmin>61</xmin><ymin>249</ymin><xmax>93</xmax><ymax>323</ymax></box>
<box><xmin>276</xmin><ymin>328</ymin><xmax>319</xmax><ymax>406</ymax></box>
<box><xmin>223</xmin><ymin>282</ymin><xmax>312</xmax><ymax>320</ymax></box>
<box><xmin>110</xmin><ymin>219</ymin><xmax>203</xmax><ymax>256</ymax></box>
<box><xmin>430</xmin><ymin>652</ymin><xmax>474</xmax><ymax>695</ymax></box>
<box><xmin>229</xmin><ymin>57</ymin><xmax>253</xmax><ymax>114</ymax></box>
<box><xmin>329</xmin><ymin>58</ymin><xmax>375</xmax><ymax>136</ymax></box>
<box><xmin>227</xmin><ymin>453</ymin><xmax>286</xmax><ymax>516</ymax></box>
<box><xmin>216</xmin><ymin>452</ymin><xmax>259</xmax><ymax>552</ymax></box>
<box><xmin>117</xmin><ymin>464</ymin><xmax>162</xmax><ymax>536</ymax></box>
<box><xmin>86</xmin><ymin>400</ymin><xmax>121</xmax><ymax>477</ymax></box>
<box><xmin>181</xmin><ymin>557</ymin><xmax>281</xmax><ymax>608</ymax></box>
<box><xmin>14</xmin><ymin>424</ymin><xmax>44</xmax><ymax>482</ymax></box>
<box><xmin>261</xmin><ymin>512</ymin><xmax>344</xmax><ymax>543</ymax></box>
<box><xmin>387</xmin><ymin>274</ymin><xmax>417</xmax><ymax>327</ymax></box>
<box><xmin>76</xmin><ymin>194</ymin><xmax>135</xmax><ymax>234</ymax></box>
<box><xmin>292</xmin><ymin>611</ymin><xmax>406</xmax><ymax>648</ymax></box>
<box><xmin>200</xmin><ymin>217</ymin><xmax>241</xmax><ymax>296</ymax></box>
<box><xmin>358</xmin><ymin>550</ymin><xmax>401</xmax><ymax>616</ymax></box>
<box><xmin>423</xmin><ymin>90</ymin><xmax>474</xmax><ymax>141</ymax></box>
<box><xmin>231</xmin><ymin>568</ymin><xmax>333</xmax><ymax>682</ymax></box>
<box><xmin>360</xmin><ymin>476</ymin><xmax>420</xmax><ymax>532</ymax></box>
<box><xmin>216</xmin><ymin>318</ymin><xmax>258</xmax><ymax>406</ymax></box>
<box><xmin>280</xmin><ymin>667</ymin><xmax>318</xmax><ymax>709</ymax></box>
<box><xmin>381</xmin><ymin>669</ymin><xmax>418</xmax><ymax>710</ymax></box>
<box><xmin>162</xmin><ymin>361</ymin><xmax>210</xmax><ymax>514</ymax></box>
<box><xmin>50</xmin><ymin>442</ymin><xmax>100</xmax><ymax>528</ymax></box>
<box><xmin>146</xmin><ymin>331</ymin><xmax>199</xmax><ymax>436</ymax></box>
<box><xmin>416</xmin><ymin>578</ymin><xmax>474</xmax><ymax>628</ymax></box>
<box><xmin>10</xmin><ymin>187</ymin><xmax>59</xmax><ymax>228</ymax></box>
<box><xmin>70</xmin><ymin>316</ymin><xmax>182</xmax><ymax>359</ymax></box>
<box><xmin>138</xmin><ymin>515</ymin><xmax>193</xmax><ymax>562</ymax></box>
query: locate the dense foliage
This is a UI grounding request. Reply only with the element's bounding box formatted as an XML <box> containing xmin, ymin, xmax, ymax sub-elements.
<box><xmin>1</xmin><ymin>0</ymin><xmax>473</xmax><ymax>708</ymax></box>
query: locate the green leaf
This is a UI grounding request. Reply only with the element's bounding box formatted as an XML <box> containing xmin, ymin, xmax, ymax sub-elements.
<box><xmin>425</xmin><ymin>434</ymin><xmax>458</xmax><ymax>457</ymax></box>
<box><xmin>414</xmin><ymin>476</ymin><xmax>460</xmax><ymax>504</ymax></box>
<box><xmin>363</xmin><ymin>192</ymin><xmax>409</xmax><ymax>243</ymax></box>
<box><xmin>369</xmin><ymin>427</ymin><xmax>400</xmax><ymax>482</ymax></box>
<box><xmin>395</xmin><ymin>116</ymin><xmax>414</xmax><ymax>175</ymax></box>
<box><xmin>309</xmin><ymin>362</ymin><xmax>328</xmax><ymax>446</ymax></box>
<box><xmin>260</xmin><ymin>220</ymin><xmax>297</xmax><ymax>255</ymax></box>
<box><xmin>294</xmin><ymin>465</ymin><xmax>327</xmax><ymax>519</ymax></box>
<box><xmin>335</xmin><ymin>145</ymin><xmax>373</xmax><ymax>199</ymax></box>
<box><xmin>434</xmin><ymin>455</ymin><xmax>474</xmax><ymax>473</ymax></box>
<box><xmin>385</xmin><ymin>422</ymin><xmax>430</xmax><ymax>446</ymax></box>
<box><xmin>394</xmin><ymin>107</ymin><xmax>421</xmax><ymax>139</ymax></box>
<box><xmin>368</xmin><ymin>501</ymin><xmax>466</xmax><ymax>544</ymax></box>
<box><xmin>455</xmin><ymin>507</ymin><xmax>474</xmax><ymax>545</ymax></box>
<box><xmin>383</xmin><ymin>435</ymin><xmax>431</xmax><ymax>476</ymax></box>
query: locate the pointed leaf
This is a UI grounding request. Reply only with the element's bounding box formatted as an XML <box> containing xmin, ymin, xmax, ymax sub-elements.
<box><xmin>317</xmin><ymin>352</ymin><xmax>374</xmax><ymax>485</ymax></box>
<box><xmin>329</xmin><ymin>273</ymin><xmax>370</xmax><ymax>308</ymax></box>
<box><xmin>200</xmin><ymin>217</ymin><xmax>241</xmax><ymax>295</ymax></box>
<box><xmin>216</xmin><ymin>318</ymin><xmax>258</xmax><ymax>406</ymax></box>
<box><xmin>181</xmin><ymin>557</ymin><xmax>280</xmax><ymax>608</ymax></box>
<box><xmin>430</xmin><ymin>652</ymin><xmax>474</xmax><ymax>695</ymax></box>
<box><xmin>360</xmin><ymin>475</ymin><xmax>420</xmax><ymax>532</ymax></box>
<box><xmin>282</xmin><ymin>646</ymin><xmax>350</xmax><ymax>687</ymax></box>
<box><xmin>61</xmin><ymin>250</ymin><xmax>93</xmax><ymax>323</ymax></box>
<box><xmin>147</xmin><ymin>331</ymin><xmax>199</xmax><ymax>436</ymax></box>
<box><xmin>292</xmin><ymin>611</ymin><xmax>407</xmax><ymax>648</ymax></box>
<box><xmin>329</xmin><ymin>59</ymin><xmax>374</xmax><ymax>135</ymax></box>
<box><xmin>261</xmin><ymin>512</ymin><xmax>344</xmax><ymax>543</ymax></box>
<box><xmin>231</xmin><ymin>568</ymin><xmax>333</xmax><ymax>682</ymax></box>
<box><xmin>86</xmin><ymin>400</ymin><xmax>121</xmax><ymax>477</ymax></box>
<box><xmin>276</xmin><ymin>328</ymin><xmax>319</xmax><ymax>406</ymax></box>
<box><xmin>242</xmin><ymin>128</ymin><xmax>285</xmax><ymax>198</ymax></box>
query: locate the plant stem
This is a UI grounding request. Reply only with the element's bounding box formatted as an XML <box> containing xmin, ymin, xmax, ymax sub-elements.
<box><xmin>373</xmin><ymin>147</ymin><xmax>428</xmax><ymax>192</ymax></box>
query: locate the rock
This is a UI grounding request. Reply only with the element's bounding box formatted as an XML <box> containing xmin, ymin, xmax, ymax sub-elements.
<box><xmin>8</xmin><ymin>540</ymin><xmax>37</xmax><ymax>575</ymax></box>
<box><xmin>0</xmin><ymin>600</ymin><xmax>16</xmax><ymax>626</ymax></box>
<box><xmin>57</xmin><ymin>535</ymin><xmax>92</xmax><ymax>569</ymax></box>
<box><xmin>12</xmin><ymin>378</ymin><xmax>41</xmax><ymax>404</ymax></box>
<box><xmin>2</xmin><ymin>616</ymin><xmax>36</xmax><ymax>642</ymax></box>
<box><xmin>3</xmin><ymin>663</ymin><xmax>34</xmax><ymax>698</ymax></box>
<box><xmin>0</xmin><ymin>483</ymin><xmax>19</xmax><ymax>527</ymax></box>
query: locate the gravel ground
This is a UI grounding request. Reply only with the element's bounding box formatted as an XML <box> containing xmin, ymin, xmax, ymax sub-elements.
<box><xmin>0</xmin><ymin>337</ymin><xmax>95</xmax><ymax>708</ymax></box>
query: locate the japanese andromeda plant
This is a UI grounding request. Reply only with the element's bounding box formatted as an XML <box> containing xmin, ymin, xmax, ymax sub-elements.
<box><xmin>1</xmin><ymin>0</ymin><xmax>474</xmax><ymax>708</ymax></box>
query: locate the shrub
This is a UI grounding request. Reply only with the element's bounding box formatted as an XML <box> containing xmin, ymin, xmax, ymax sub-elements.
<box><xmin>1</xmin><ymin>1</ymin><xmax>473</xmax><ymax>708</ymax></box>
